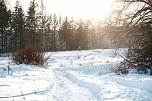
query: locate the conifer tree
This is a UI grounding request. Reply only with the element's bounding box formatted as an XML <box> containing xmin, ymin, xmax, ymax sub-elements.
<box><xmin>0</xmin><ymin>0</ymin><xmax>10</xmax><ymax>53</ymax></box>
<box><xmin>25</xmin><ymin>0</ymin><xmax>38</xmax><ymax>46</ymax></box>
<box><xmin>52</xmin><ymin>13</ymin><xmax>58</xmax><ymax>51</ymax></box>
<box><xmin>75</xmin><ymin>20</ymin><xmax>89</xmax><ymax>50</ymax></box>
<box><xmin>11</xmin><ymin>0</ymin><xmax>25</xmax><ymax>51</ymax></box>
<box><xmin>58</xmin><ymin>17</ymin><xmax>74</xmax><ymax>50</ymax></box>
<box><xmin>38</xmin><ymin>0</ymin><xmax>53</xmax><ymax>51</ymax></box>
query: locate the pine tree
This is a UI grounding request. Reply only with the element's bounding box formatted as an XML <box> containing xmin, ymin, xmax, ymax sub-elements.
<box><xmin>0</xmin><ymin>0</ymin><xmax>11</xmax><ymax>53</ymax></box>
<box><xmin>25</xmin><ymin>0</ymin><xmax>38</xmax><ymax>47</ymax></box>
<box><xmin>52</xmin><ymin>13</ymin><xmax>58</xmax><ymax>51</ymax></box>
<box><xmin>42</xmin><ymin>15</ymin><xmax>53</xmax><ymax>51</ymax></box>
<box><xmin>75</xmin><ymin>20</ymin><xmax>89</xmax><ymax>50</ymax></box>
<box><xmin>11</xmin><ymin>0</ymin><xmax>25</xmax><ymax>51</ymax></box>
<box><xmin>38</xmin><ymin>0</ymin><xmax>53</xmax><ymax>51</ymax></box>
<box><xmin>58</xmin><ymin>17</ymin><xmax>74</xmax><ymax>50</ymax></box>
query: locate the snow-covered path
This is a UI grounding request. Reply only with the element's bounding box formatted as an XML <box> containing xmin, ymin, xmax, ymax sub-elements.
<box><xmin>66</xmin><ymin>71</ymin><xmax>152</xmax><ymax>101</ymax></box>
<box><xmin>0</xmin><ymin>49</ymin><xmax>152</xmax><ymax>101</ymax></box>
<box><xmin>48</xmin><ymin>67</ymin><xmax>152</xmax><ymax>101</ymax></box>
<box><xmin>50</xmin><ymin>70</ymin><xmax>100</xmax><ymax>101</ymax></box>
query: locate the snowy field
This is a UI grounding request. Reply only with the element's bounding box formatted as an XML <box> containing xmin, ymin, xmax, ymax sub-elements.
<box><xmin>0</xmin><ymin>49</ymin><xmax>152</xmax><ymax>101</ymax></box>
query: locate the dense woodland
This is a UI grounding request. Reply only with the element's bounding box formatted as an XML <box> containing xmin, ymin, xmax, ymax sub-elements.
<box><xmin>0</xmin><ymin>0</ymin><xmax>121</xmax><ymax>54</ymax></box>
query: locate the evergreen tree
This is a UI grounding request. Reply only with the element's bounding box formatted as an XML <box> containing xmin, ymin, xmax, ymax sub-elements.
<box><xmin>52</xmin><ymin>13</ymin><xmax>58</xmax><ymax>51</ymax></box>
<box><xmin>0</xmin><ymin>0</ymin><xmax>11</xmax><ymax>53</ymax></box>
<box><xmin>38</xmin><ymin>0</ymin><xmax>53</xmax><ymax>51</ymax></box>
<box><xmin>75</xmin><ymin>20</ymin><xmax>89</xmax><ymax>50</ymax></box>
<box><xmin>58</xmin><ymin>17</ymin><xmax>74</xmax><ymax>50</ymax></box>
<box><xmin>11</xmin><ymin>0</ymin><xmax>25</xmax><ymax>51</ymax></box>
<box><xmin>42</xmin><ymin>15</ymin><xmax>53</xmax><ymax>51</ymax></box>
<box><xmin>25</xmin><ymin>0</ymin><xmax>38</xmax><ymax>47</ymax></box>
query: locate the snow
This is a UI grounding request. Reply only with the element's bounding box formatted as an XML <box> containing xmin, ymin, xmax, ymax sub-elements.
<box><xmin>0</xmin><ymin>49</ymin><xmax>152</xmax><ymax>101</ymax></box>
<box><xmin>110</xmin><ymin>74</ymin><xmax>152</xmax><ymax>92</ymax></box>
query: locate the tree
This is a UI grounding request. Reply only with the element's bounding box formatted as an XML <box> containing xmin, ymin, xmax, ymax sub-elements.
<box><xmin>52</xmin><ymin>13</ymin><xmax>58</xmax><ymax>51</ymax></box>
<box><xmin>25</xmin><ymin>0</ymin><xmax>38</xmax><ymax>47</ymax></box>
<box><xmin>37</xmin><ymin>0</ymin><xmax>54</xmax><ymax>51</ymax></box>
<box><xmin>113</xmin><ymin>0</ymin><xmax>152</xmax><ymax>73</ymax></box>
<box><xmin>58</xmin><ymin>17</ymin><xmax>74</xmax><ymax>50</ymax></box>
<box><xmin>42</xmin><ymin>15</ymin><xmax>54</xmax><ymax>51</ymax></box>
<box><xmin>0</xmin><ymin>0</ymin><xmax>11</xmax><ymax>53</ymax></box>
<box><xmin>75</xmin><ymin>20</ymin><xmax>89</xmax><ymax>50</ymax></box>
<box><xmin>11</xmin><ymin>0</ymin><xmax>25</xmax><ymax>51</ymax></box>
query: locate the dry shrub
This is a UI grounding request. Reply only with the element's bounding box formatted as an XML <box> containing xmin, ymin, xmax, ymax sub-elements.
<box><xmin>113</xmin><ymin>67</ymin><xmax>130</xmax><ymax>75</ymax></box>
<box><xmin>12</xmin><ymin>46</ymin><xmax>46</xmax><ymax>65</ymax></box>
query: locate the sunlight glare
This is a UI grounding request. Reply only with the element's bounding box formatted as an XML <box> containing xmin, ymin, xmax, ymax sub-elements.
<box><xmin>44</xmin><ymin>0</ymin><xmax>113</xmax><ymax>20</ymax></box>
<box><xmin>9</xmin><ymin>0</ymin><xmax>113</xmax><ymax>21</ymax></box>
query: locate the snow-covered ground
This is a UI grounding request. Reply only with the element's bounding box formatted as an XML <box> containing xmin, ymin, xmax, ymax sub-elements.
<box><xmin>0</xmin><ymin>49</ymin><xmax>152</xmax><ymax>101</ymax></box>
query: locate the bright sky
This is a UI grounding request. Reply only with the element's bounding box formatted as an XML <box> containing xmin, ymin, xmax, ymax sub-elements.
<box><xmin>8</xmin><ymin>0</ymin><xmax>114</xmax><ymax>21</ymax></box>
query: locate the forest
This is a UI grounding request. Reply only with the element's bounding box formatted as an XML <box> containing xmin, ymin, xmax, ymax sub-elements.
<box><xmin>0</xmin><ymin>0</ymin><xmax>152</xmax><ymax>100</ymax></box>
<box><xmin>0</xmin><ymin>0</ymin><xmax>120</xmax><ymax>54</ymax></box>
<box><xmin>0</xmin><ymin>0</ymin><xmax>152</xmax><ymax>71</ymax></box>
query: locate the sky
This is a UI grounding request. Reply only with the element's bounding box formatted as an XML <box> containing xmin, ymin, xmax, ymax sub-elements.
<box><xmin>8</xmin><ymin>0</ymin><xmax>114</xmax><ymax>21</ymax></box>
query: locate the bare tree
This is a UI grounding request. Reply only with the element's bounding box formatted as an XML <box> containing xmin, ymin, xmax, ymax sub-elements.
<box><xmin>112</xmin><ymin>0</ymin><xmax>152</xmax><ymax>74</ymax></box>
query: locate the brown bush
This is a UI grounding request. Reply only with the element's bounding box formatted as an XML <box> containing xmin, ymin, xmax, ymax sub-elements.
<box><xmin>12</xmin><ymin>46</ymin><xmax>46</xmax><ymax>65</ymax></box>
<box><xmin>113</xmin><ymin>67</ymin><xmax>129</xmax><ymax>75</ymax></box>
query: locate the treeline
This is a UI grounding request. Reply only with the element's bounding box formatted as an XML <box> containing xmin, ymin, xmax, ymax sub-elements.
<box><xmin>0</xmin><ymin>0</ymin><xmax>119</xmax><ymax>53</ymax></box>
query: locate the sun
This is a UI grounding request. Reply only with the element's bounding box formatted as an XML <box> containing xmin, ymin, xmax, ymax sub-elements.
<box><xmin>44</xmin><ymin>0</ymin><xmax>113</xmax><ymax>20</ymax></box>
<box><xmin>76</xmin><ymin>0</ymin><xmax>113</xmax><ymax>20</ymax></box>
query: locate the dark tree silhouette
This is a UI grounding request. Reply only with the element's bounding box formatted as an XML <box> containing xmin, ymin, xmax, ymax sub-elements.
<box><xmin>114</xmin><ymin>0</ymin><xmax>152</xmax><ymax>74</ymax></box>
<box><xmin>0</xmin><ymin>0</ymin><xmax>11</xmax><ymax>53</ymax></box>
<box><xmin>11</xmin><ymin>0</ymin><xmax>25</xmax><ymax>51</ymax></box>
<box><xmin>25</xmin><ymin>0</ymin><xmax>38</xmax><ymax>47</ymax></box>
<box><xmin>58</xmin><ymin>17</ymin><xmax>74</xmax><ymax>50</ymax></box>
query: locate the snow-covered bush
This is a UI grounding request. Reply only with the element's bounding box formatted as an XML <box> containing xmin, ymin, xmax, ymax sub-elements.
<box><xmin>12</xmin><ymin>46</ymin><xmax>46</xmax><ymax>66</ymax></box>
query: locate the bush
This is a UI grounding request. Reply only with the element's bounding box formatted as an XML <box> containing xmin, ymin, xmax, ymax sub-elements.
<box><xmin>113</xmin><ymin>66</ymin><xmax>129</xmax><ymax>75</ymax></box>
<box><xmin>12</xmin><ymin>46</ymin><xmax>46</xmax><ymax>65</ymax></box>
